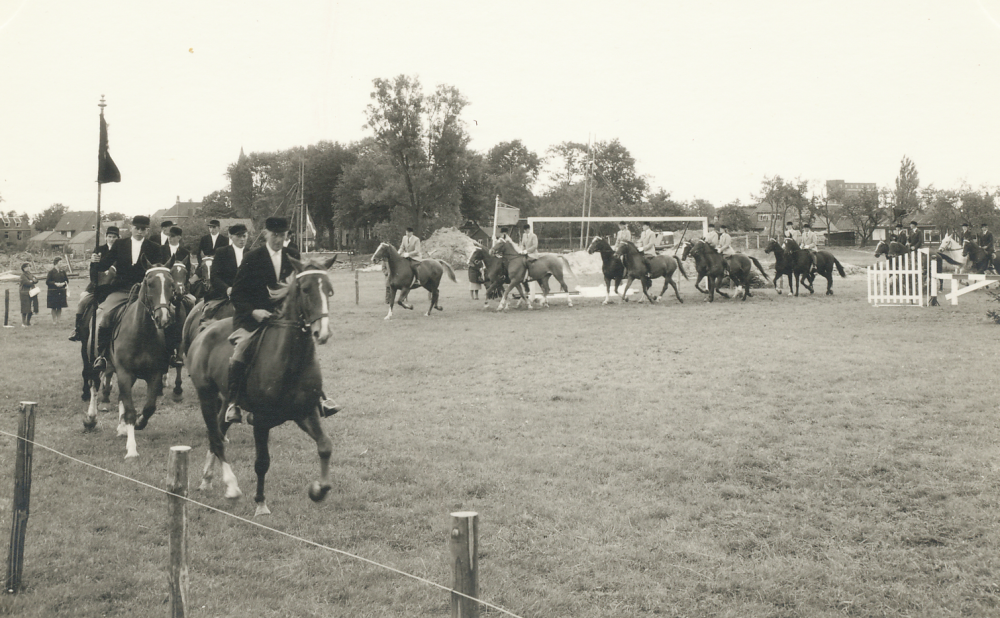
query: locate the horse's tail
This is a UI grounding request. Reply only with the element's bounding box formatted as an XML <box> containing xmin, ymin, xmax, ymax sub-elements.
<box><xmin>832</xmin><ymin>256</ymin><xmax>846</xmax><ymax>278</ymax></box>
<box><xmin>437</xmin><ymin>260</ymin><xmax>457</xmax><ymax>282</ymax></box>
<box><xmin>748</xmin><ymin>256</ymin><xmax>770</xmax><ymax>281</ymax></box>
<box><xmin>558</xmin><ymin>255</ymin><xmax>576</xmax><ymax>279</ymax></box>
<box><xmin>674</xmin><ymin>256</ymin><xmax>689</xmax><ymax>280</ymax></box>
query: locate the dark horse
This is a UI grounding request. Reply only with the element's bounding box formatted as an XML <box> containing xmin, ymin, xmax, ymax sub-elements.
<box><xmin>781</xmin><ymin>238</ymin><xmax>846</xmax><ymax>296</ymax></box>
<box><xmin>587</xmin><ymin>237</ymin><xmax>625</xmax><ymax>304</ymax></box>
<box><xmin>487</xmin><ymin>240</ymin><xmax>576</xmax><ymax>311</ymax></box>
<box><xmin>681</xmin><ymin>240</ymin><xmax>769</xmax><ymax>301</ymax></box>
<box><xmin>372</xmin><ymin>243</ymin><xmax>456</xmax><ymax>320</ymax></box>
<box><xmin>187</xmin><ymin>256</ymin><xmax>338</xmax><ymax>515</ymax></box>
<box><xmin>83</xmin><ymin>260</ymin><xmax>177</xmax><ymax>458</ymax></box>
<box><xmin>163</xmin><ymin>257</ymin><xmax>194</xmax><ymax>399</ymax></box>
<box><xmin>469</xmin><ymin>246</ymin><xmax>529</xmax><ymax>309</ymax></box>
<box><xmin>614</xmin><ymin>241</ymin><xmax>687</xmax><ymax>304</ymax></box>
<box><xmin>962</xmin><ymin>240</ymin><xmax>1000</xmax><ymax>274</ymax></box>
<box><xmin>764</xmin><ymin>238</ymin><xmax>795</xmax><ymax>295</ymax></box>
<box><xmin>188</xmin><ymin>255</ymin><xmax>214</xmax><ymax>301</ymax></box>
<box><xmin>873</xmin><ymin>239</ymin><xmax>909</xmax><ymax>260</ymax></box>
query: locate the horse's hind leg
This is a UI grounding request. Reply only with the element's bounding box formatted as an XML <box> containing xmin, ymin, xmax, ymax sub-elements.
<box><xmin>173</xmin><ymin>366</ymin><xmax>183</xmax><ymax>399</ymax></box>
<box><xmin>385</xmin><ymin>288</ymin><xmax>397</xmax><ymax>320</ymax></box>
<box><xmin>669</xmin><ymin>278</ymin><xmax>683</xmax><ymax>303</ymax></box>
<box><xmin>295</xmin><ymin>412</ymin><xmax>333</xmax><ymax>502</ymax></box>
<box><xmin>197</xmin><ymin>389</ymin><xmax>241</xmax><ymax>498</ymax></box>
<box><xmin>554</xmin><ymin>274</ymin><xmax>572</xmax><ymax>307</ymax></box>
<box><xmin>252</xmin><ymin>424</ymin><xmax>273</xmax><ymax>516</ymax></box>
<box><xmin>427</xmin><ymin>288</ymin><xmax>439</xmax><ymax>316</ymax></box>
<box><xmin>117</xmin><ymin>373</ymin><xmax>139</xmax><ymax>459</ymax></box>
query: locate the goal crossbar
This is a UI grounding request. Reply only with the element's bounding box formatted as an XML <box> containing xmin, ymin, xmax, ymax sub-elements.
<box><xmin>526</xmin><ymin>216</ymin><xmax>708</xmax><ymax>236</ymax></box>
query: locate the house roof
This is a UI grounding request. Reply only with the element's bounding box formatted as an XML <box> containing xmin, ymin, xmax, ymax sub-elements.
<box><xmin>54</xmin><ymin>211</ymin><xmax>99</xmax><ymax>233</ymax></box>
<box><xmin>153</xmin><ymin>200</ymin><xmax>201</xmax><ymax>221</ymax></box>
<box><xmin>67</xmin><ymin>231</ymin><xmax>98</xmax><ymax>249</ymax></box>
<box><xmin>1</xmin><ymin>215</ymin><xmax>31</xmax><ymax>229</ymax></box>
<box><xmin>29</xmin><ymin>230</ymin><xmax>58</xmax><ymax>243</ymax></box>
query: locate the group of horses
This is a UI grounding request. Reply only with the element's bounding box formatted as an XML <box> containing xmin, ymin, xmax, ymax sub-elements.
<box><xmin>874</xmin><ymin>233</ymin><xmax>1000</xmax><ymax>281</ymax></box>
<box><xmin>76</xmin><ymin>252</ymin><xmax>339</xmax><ymax>516</ymax></box>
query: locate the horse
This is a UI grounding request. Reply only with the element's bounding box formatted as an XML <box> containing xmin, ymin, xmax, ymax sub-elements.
<box><xmin>773</xmin><ymin>238</ymin><xmax>815</xmax><ymax>296</ymax></box>
<box><xmin>873</xmin><ymin>240</ymin><xmax>909</xmax><ymax>260</ymax></box>
<box><xmin>614</xmin><ymin>241</ymin><xmax>687</xmax><ymax>304</ymax></box>
<box><xmin>587</xmin><ymin>237</ymin><xmax>625</xmax><ymax>304</ymax></box>
<box><xmin>371</xmin><ymin>243</ymin><xmax>456</xmax><ymax>320</ymax></box>
<box><xmin>935</xmin><ymin>234</ymin><xmax>968</xmax><ymax>275</ymax></box>
<box><xmin>181</xmin><ymin>298</ymin><xmax>235</xmax><ymax>364</ymax></box>
<box><xmin>163</xmin><ymin>256</ymin><xmax>194</xmax><ymax>399</ymax></box>
<box><xmin>763</xmin><ymin>239</ymin><xmax>795</xmax><ymax>294</ymax></box>
<box><xmin>962</xmin><ymin>240</ymin><xmax>1000</xmax><ymax>274</ymax></box>
<box><xmin>487</xmin><ymin>240</ymin><xmax>576</xmax><ymax>311</ymax></box>
<box><xmin>681</xmin><ymin>240</ymin><xmax>769</xmax><ymax>301</ymax></box>
<box><xmin>188</xmin><ymin>255</ymin><xmax>214</xmax><ymax>301</ymax></box>
<box><xmin>187</xmin><ymin>256</ymin><xmax>338</xmax><ymax>515</ymax></box>
<box><xmin>469</xmin><ymin>246</ymin><xmax>529</xmax><ymax>309</ymax></box>
<box><xmin>79</xmin><ymin>268</ymin><xmax>117</xmax><ymax>406</ymax></box>
<box><xmin>83</xmin><ymin>260</ymin><xmax>178</xmax><ymax>458</ymax></box>
<box><xmin>780</xmin><ymin>238</ymin><xmax>847</xmax><ymax>296</ymax></box>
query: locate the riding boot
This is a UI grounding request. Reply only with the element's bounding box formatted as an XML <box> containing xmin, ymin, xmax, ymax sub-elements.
<box><xmin>68</xmin><ymin>313</ymin><xmax>83</xmax><ymax>342</ymax></box>
<box><xmin>319</xmin><ymin>391</ymin><xmax>341</xmax><ymax>417</ymax></box>
<box><xmin>224</xmin><ymin>360</ymin><xmax>247</xmax><ymax>424</ymax></box>
<box><xmin>93</xmin><ymin>325</ymin><xmax>112</xmax><ymax>371</ymax></box>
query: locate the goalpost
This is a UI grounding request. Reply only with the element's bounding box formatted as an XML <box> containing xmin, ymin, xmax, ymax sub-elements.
<box><xmin>524</xmin><ymin>216</ymin><xmax>710</xmax><ymax>249</ymax></box>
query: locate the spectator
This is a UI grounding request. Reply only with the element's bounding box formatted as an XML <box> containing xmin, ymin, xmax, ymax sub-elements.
<box><xmin>18</xmin><ymin>263</ymin><xmax>38</xmax><ymax>327</ymax></box>
<box><xmin>46</xmin><ymin>257</ymin><xmax>69</xmax><ymax>324</ymax></box>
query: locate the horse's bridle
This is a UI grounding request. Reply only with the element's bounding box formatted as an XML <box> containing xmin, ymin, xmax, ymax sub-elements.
<box><xmin>140</xmin><ymin>267</ymin><xmax>176</xmax><ymax>323</ymax></box>
<box><xmin>271</xmin><ymin>270</ymin><xmax>332</xmax><ymax>330</ymax></box>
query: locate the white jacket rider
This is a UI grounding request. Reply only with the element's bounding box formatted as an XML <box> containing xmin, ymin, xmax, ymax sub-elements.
<box><xmin>613</xmin><ymin>223</ymin><xmax>632</xmax><ymax>249</ymax></box>
<box><xmin>703</xmin><ymin>224</ymin><xmax>719</xmax><ymax>249</ymax></box>
<box><xmin>717</xmin><ymin>226</ymin><xmax>735</xmax><ymax>255</ymax></box>
<box><xmin>637</xmin><ymin>224</ymin><xmax>657</xmax><ymax>257</ymax></box>
<box><xmin>800</xmin><ymin>225</ymin><xmax>818</xmax><ymax>251</ymax></box>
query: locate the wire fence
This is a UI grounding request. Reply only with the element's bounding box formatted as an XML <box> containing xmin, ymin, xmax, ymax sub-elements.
<box><xmin>0</xmin><ymin>429</ymin><xmax>525</xmax><ymax>618</ymax></box>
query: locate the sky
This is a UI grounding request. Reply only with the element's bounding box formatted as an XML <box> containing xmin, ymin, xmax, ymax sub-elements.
<box><xmin>1</xmin><ymin>0</ymin><xmax>999</xmax><ymax>219</ymax></box>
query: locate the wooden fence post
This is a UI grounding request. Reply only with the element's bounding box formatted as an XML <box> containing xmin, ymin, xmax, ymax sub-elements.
<box><xmin>3</xmin><ymin>289</ymin><xmax>10</xmax><ymax>327</ymax></box>
<box><xmin>449</xmin><ymin>511</ymin><xmax>479</xmax><ymax>618</ymax></box>
<box><xmin>355</xmin><ymin>270</ymin><xmax>359</xmax><ymax>305</ymax></box>
<box><xmin>166</xmin><ymin>445</ymin><xmax>191</xmax><ymax>617</ymax></box>
<box><xmin>5</xmin><ymin>402</ymin><xmax>37</xmax><ymax>594</ymax></box>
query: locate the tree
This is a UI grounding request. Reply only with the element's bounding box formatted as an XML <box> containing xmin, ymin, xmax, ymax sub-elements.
<box><xmin>717</xmin><ymin>201</ymin><xmax>754</xmax><ymax>232</ymax></box>
<box><xmin>32</xmin><ymin>203</ymin><xmax>69</xmax><ymax>231</ymax></box>
<box><xmin>756</xmin><ymin>176</ymin><xmax>808</xmax><ymax>237</ymax></box>
<box><xmin>364</xmin><ymin>75</ymin><xmax>471</xmax><ymax>238</ymax></box>
<box><xmin>841</xmin><ymin>186</ymin><xmax>884</xmax><ymax>246</ymax></box>
<box><xmin>199</xmin><ymin>190</ymin><xmax>235</xmax><ymax>218</ymax></box>
<box><xmin>483</xmin><ymin>139</ymin><xmax>542</xmax><ymax>213</ymax></box>
<box><xmin>102</xmin><ymin>212</ymin><xmax>128</xmax><ymax>222</ymax></box>
<box><xmin>545</xmin><ymin>139</ymin><xmax>647</xmax><ymax>206</ymax></box>
<box><xmin>894</xmin><ymin>155</ymin><xmax>920</xmax><ymax>224</ymax></box>
<box><xmin>685</xmin><ymin>198</ymin><xmax>716</xmax><ymax>220</ymax></box>
<box><xmin>332</xmin><ymin>139</ymin><xmax>404</xmax><ymax>241</ymax></box>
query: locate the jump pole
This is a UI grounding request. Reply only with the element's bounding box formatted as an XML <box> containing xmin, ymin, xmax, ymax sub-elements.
<box><xmin>449</xmin><ymin>511</ymin><xmax>479</xmax><ymax>618</ymax></box>
<box><xmin>5</xmin><ymin>402</ymin><xmax>37</xmax><ymax>594</ymax></box>
<box><xmin>3</xmin><ymin>289</ymin><xmax>11</xmax><ymax>327</ymax></box>
<box><xmin>166</xmin><ymin>445</ymin><xmax>191</xmax><ymax>617</ymax></box>
<box><xmin>355</xmin><ymin>269</ymin><xmax>359</xmax><ymax>305</ymax></box>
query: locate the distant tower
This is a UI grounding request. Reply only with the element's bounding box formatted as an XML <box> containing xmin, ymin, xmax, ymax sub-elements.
<box><xmin>230</xmin><ymin>147</ymin><xmax>253</xmax><ymax>217</ymax></box>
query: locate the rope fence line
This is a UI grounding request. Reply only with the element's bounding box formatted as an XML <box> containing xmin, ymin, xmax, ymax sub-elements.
<box><xmin>0</xmin><ymin>429</ymin><xmax>524</xmax><ymax>618</ymax></box>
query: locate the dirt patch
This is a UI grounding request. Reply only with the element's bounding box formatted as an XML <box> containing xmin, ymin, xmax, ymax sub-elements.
<box><xmin>423</xmin><ymin>227</ymin><xmax>482</xmax><ymax>267</ymax></box>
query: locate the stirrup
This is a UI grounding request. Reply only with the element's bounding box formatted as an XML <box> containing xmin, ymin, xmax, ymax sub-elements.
<box><xmin>224</xmin><ymin>403</ymin><xmax>243</xmax><ymax>424</ymax></box>
<box><xmin>169</xmin><ymin>353</ymin><xmax>184</xmax><ymax>368</ymax></box>
<box><xmin>93</xmin><ymin>356</ymin><xmax>107</xmax><ymax>371</ymax></box>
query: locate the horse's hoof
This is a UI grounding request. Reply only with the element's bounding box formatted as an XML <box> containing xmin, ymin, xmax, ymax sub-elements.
<box><xmin>198</xmin><ymin>479</ymin><xmax>212</xmax><ymax>491</ymax></box>
<box><xmin>83</xmin><ymin>417</ymin><xmax>97</xmax><ymax>431</ymax></box>
<box><xmin>125</xmin><ymin>451</ymin><xmax>138</xmax><ymax>460</ymax></box>
<box><xmin>602</xmin><ymin>300</ymin><xmax>609</xmax><ymax>305</ymax></box>
<box><xmin>308</xmin><ymin>481</ymin><xmax>331</xmax><ymax>502</ymax></box>
<box><xmin>116</xmin><ymin>423</ymin><xmax>128</xmax><ymax>437</ymax></box>
<box><xmin>135</xmin><ymin>416</ymin><xmax>149</xmax><ymax>431</ymax></box>
<box><xmin>225</xmin><ymin>486</ymin><xmax>243</xmax><ymax>500</ymax></box>
<box><xmin>254</xmin><ymin>502</ymin><xmax>271</xmax><ymax>517</ymax></box>
<box><xmin>678</xmin><ymin>298</ymin><xmax>684</xmax><ymax>304</ymax></box>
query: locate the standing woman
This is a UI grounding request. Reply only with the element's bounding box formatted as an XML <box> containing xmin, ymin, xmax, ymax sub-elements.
<box><xmin>46</xmin><ymin>256</ymin><xmax>69</xmax><ymax>324</ymax></box>
<box><xmin>18</xmin><ymin>263</ymin><xmax>38</xmax><ymax>327</ymax></box>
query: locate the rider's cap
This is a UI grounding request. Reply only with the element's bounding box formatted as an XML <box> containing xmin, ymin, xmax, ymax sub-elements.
<box><xmin>619</xmin><ymin>221</ymin><xmax>627</xmax><ymax>226</ymax></box>
<box><xmin>523</xmin><ymin>222</ymin><xmax>531</xmax><ymax>229</ymax></box>
<box><xmin>131</xmin><ymin>215</ymin><xmax>151</xmax><ymax>227</ymax></box>
<box><xmin>720</xmin><ymin>224</ymin><xmax>728</xmax><ymax>230</ymax></box>
<box><xmin>106</xmin><ymin>226</ymin><xmax>119</xmax><ymax>236</ymax></box>
<box><xmin>265</xmin><ymin>217</ymin><xmax>289</xmax><ymax>233</ymax></box>
<box><xmin>982</xmin><ymin>222</ymin><xmax>990</xmax><ymax>227</ymax></box>
<box><xmin>160</xmin><ymin>220</ymin><xmax>173</xmax><ymax>228</ymax></box>
<box><xmin>500</xmin><ymin>226</ymin><xmax>510</xmax><ymax>234</ymax></box>
<box><xmin>643</xmin><ymin>221</ymin><xmax>651</xmax><ymax>226</ymax></box>
<box><xmin>895</xmin><ymin>222</ymin><xmax>903</xmax><ymax>228</ymax></box>
<box><xmin>707</xmin><ymin>223</ymin><xmax>715</xmax><ymax>228</ymax></box>
<box><xmin>208</xmin><ymin>219</ymin><xmax>221</xmax><ymax>227</ymax></box>
<box><xmin>406</xmin><ymin>227</ymin><xmax>414</xmax><ymax>232</ymax></box>
<box><xmin>910</xmin><ymin>220</ymin><xmax>918</xmax><ymax>226</ymax></box>
<box><xmin>803</xmin><ymin>223</ymin><xmax>811</xmax><ymax>228</ymax></box>
<box><xmin>169</xmin><ymin>226</ymin><xmax>183</xmax><ymax>237</ymax></box>
<box><xmin>962</xmin><ymin>222</ymin><xmax>970</xmax><ymax>227</ymax></box>
<box><xmin>229</xmin><ymin>223</ymin><xmax>247</xmax><ymax>235</ymax></box>
<box><xmin>786</xmin><ymin>221</ymin><xmax>793</xmax><ymax>225</ymax></box>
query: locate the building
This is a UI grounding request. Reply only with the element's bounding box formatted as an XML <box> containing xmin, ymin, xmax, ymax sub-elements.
<box><xmin>826</xmin><ymin>180</ymin><xmax>877</xmax><ymax>205</ymax></box>
<box><xmin>1</xmin><ymin>213</ymin><xmax>33</xmax><ymax>247</ymax></box>
<box><xmin>36</xmin><ymin>211</ymin><xmax>101</xmax><ymax>251</ymax></box>
<box><xmin>152</xmin><ymin>196</ymin><xmax>202</xmax><ymax>224</ymax></box>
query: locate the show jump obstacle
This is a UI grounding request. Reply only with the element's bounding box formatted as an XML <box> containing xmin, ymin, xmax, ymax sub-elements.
<box><xmin>868</xmin><ymin>247</ymin><xmax>1000</xmax><ymax>307</ymax></box>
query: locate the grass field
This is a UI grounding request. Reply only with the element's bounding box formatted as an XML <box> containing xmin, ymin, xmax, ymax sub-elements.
<box><xmin>2</xmin><ymin>247</ymin><xmax>1000</xmax><ymax>617</ymax></box>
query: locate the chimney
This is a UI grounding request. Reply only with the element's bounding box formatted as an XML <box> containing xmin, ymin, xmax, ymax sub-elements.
<box><xmin>176</xmin><ymin>195</ymin><xmax>180</xmax><ymax>203</ymax></box>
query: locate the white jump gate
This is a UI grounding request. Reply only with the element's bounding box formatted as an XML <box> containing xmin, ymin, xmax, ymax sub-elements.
<box><xmin>867</xmin><ymin>248</ymin><xmax>930</xmax><ymax>307</ymax></box>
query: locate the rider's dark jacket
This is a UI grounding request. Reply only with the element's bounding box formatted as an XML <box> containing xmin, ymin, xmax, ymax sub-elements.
<box><xmin>230</xmin><ymin>245</ymin><xmax>294</xmax><ymax>333</ymax></box>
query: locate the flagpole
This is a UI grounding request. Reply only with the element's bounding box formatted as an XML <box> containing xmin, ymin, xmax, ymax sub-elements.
<box><xmin>492</xmin><ymin>195</ymin><xmax>499</xmax><ymax>241</ymax></box>
<box><xmin>91</xmin><ymin>96</ymin><xmax>106</xmax><ymax>363</ymax></box>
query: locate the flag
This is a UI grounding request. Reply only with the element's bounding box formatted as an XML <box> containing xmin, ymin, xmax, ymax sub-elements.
<box><xmin>305</xmin><ymin>205</ymin><xmax>317</xmax><ymax>237</ymax></box>
<box><xmin>495</xmin><ymin>201</ymin><xmax>519</xmax><ymax>226</ymax></box>
<box><xmin>98</xmin><ymin>114</ymin><xmax>121</xmax><ymax>184</ymax></box>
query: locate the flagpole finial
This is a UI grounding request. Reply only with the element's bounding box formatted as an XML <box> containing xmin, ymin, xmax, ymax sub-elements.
<box><xmin>98</xmin><ymin>95</ymin><xmax>106</xmax><ymax>110</ymax></box>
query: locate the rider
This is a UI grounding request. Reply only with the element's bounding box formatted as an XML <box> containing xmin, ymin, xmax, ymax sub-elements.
<box><xmin>399</xmin><ymin>227</ymin><xmax>423</xmax><ymax>265</ymax></box>
<box><xmin>703</xmin><ymin>223</ymin><xmax>719</xmax><ymax>250</ymax></box>
<box><xmin>979</xmin><ymin>222</ymin><xmax>995</xmax><ymax>266</ymax></box>
<box><xmin>800</xmin><ymin>223</ymin><xmax>818</xmax><ymax>255</ymax></box>
<box><xmin>207</xmin><ymin>223</ymin><xmax>248</xmax><ymax>307</ymax></box>
<box><xmin>717</xmin><ymin>224</ymin><xmax>735</xmax><ymax>256</ymax></box>
<box><xmin>961</xmin><ymin>222</ymin><xmax>976</xmax><ymax>244</ymax></box>
<box><xmin>198</xmin><ymin>219</ymin><xmax>229</xmax><ymax>260</ymax></box>
<box><xmin>493</xmin><ymin>226</ymin><xmax>522</xmax><ymax>283</ymax></box>
<box><xmin>906</xmin><ymin>220</ymin><xmax>923</xmax><ymax>251</ymax></box>
<box><xmin>892</xmin><ymin>222</ymin><xmax>906</xmax><ymax>245</ymax></box>
<box><xmin>225</xmin><ymin>217</ymin><xmax>339</xmax><ymax>424</ymax></box>
<box><xmin>150</xmin><ymin>219</ymin><xmax>173</xmax><ymax>248</ymax></box>
<box><xmin>613</xmin><ymin>221</ymin><xmax>631</xmax><ymax>250</ymax></box>
<box><xmin>783</xmin><ymin>221</ymin><xmax>800</xmax><ymax>244</ymax></box>
<box><xmin>637</xmin><ymin>222</ymin><xmax>657</xmax><ymax>271</ymax></box>
<box><xmin>91</xmin><ymin>215</ymin><xmax>163</xmax><ymax>372</ymax></box>
<box><xmin>69</xmin><ymin>225</ymin><xmax>119</xmax><ymax>342</ymax></box>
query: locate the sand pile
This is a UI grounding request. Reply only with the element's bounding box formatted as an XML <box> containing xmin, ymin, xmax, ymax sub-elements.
<box><xmin>561</xmin><ymin>250</ymin><xmax>604</xmax><ymax>276</ymax></box>
<box><xmin>423</xmin><ymin>227</ymin><xmax>482</xmax><ymax>267</ymax></box>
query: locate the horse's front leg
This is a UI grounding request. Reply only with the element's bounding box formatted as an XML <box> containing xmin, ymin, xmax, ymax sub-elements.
<box><xmin>426</xmin><ymin>287</ymin><xmax>439</xmax><ymax>316</ymax></box>
<box><xmin>694</xmin><ymin>274</ymin><xmax>708</xmax><ymax>294</ymax></box>
<box><xmin>197</xmin><ymin>389</ymin><xmax>242</xmax><ymax>499</ymax></box>
<box><xmin>253</xmin><ymin>424</ymin><xmax>272</xmax><ymax>516</ymax></box>
<box><xmin>295</xmin><ymin>412</ymin><xmax>333</xmax><ymax>502</ymax></box>
<box><xmin>173</xmin><ymin>365</ymin><xmax>183</xmax><ymax>399</ymax></box>
<box><xmin>621</xmin><ymin>276</ymin><xmax>636</xmax><ymax>302</ymax></box>
<box><xmin>397</xmin><ymin>284</ymin><xmax>414</xmax><ymax>310</ymax></box>
<box><xmin>134</xmin><ymin>372</ymin><xmax>162</xmax><ymax>431</ymax></box>
<box><xmin>116</xmin><ymin>372</ymin><xmax>139</xmax><ymax>459</ymax></box>
<box><xmin>385</xmin><ymin>288</ymin><xmax>398</xmax><ymax>320</ymax></box>
<box><xmin>603</xmin><ymin>277</ymin><xmax>612</xmax><ymax>304</ymax></box>
<box><xmin>84</xmin><ymin>371</ymin><xmax>99</xmax><ymax>429</ymax></box>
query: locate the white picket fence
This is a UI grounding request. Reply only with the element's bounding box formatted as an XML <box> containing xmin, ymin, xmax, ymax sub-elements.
<box><xmin>867</xmin><ymin>248</ymin><xmax>931</xmax><ymax>307</ymax></box>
